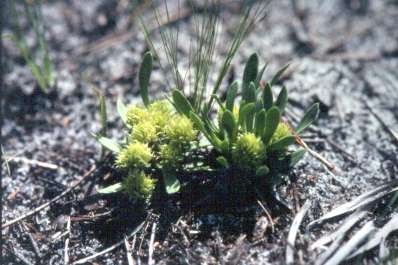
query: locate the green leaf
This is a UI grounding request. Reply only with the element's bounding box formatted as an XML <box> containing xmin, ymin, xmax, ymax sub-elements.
<box><xmin>221</xmin><ymin>110</ymin><xmax>237</xmax><ymax>142</ymax></box>
<box><xmin>216</xmin><ymin>156</ymin><xmax>229</xmax><ymax>168</ymax></box>
<box><xmin>220</xmin><ymin>138</ymin><xmax>230</xmax><ymax>153</ymax></box>
<box><xmin>270</xmin><ymin>64</ymin><xmax>289</xmax><ymax>87</ymax></box>
<box><xmin>263</xmin><ymin>83</ymin><xmax>273</xmax><ymax>110</ymax></box>
<box><xmin>97</xmin><ymin>182</ymin><xmax>123</xmax><ymax>194</ymax></box>
<box><xmin>190</xmin><ymin>111</ymin><xmax>220</xmax><ymax>148</ymax></box>
<box><xmin>238</xmin><ymin>102</ymin><xmax>255</xmax><ymax>129</ymax></box>
<box><xmin>245</xmin><ymin>99</ymin><xmax>256</xmax><ymax>132</ymax></box>
<box><xmin>263</xmin><ymin>107</ymin><xmax>281</xmax><ymax>144</ymax></box>
<box><xmin>226</xmin><ymin>81</ymin><xmax>239</xmax><ymax>111</ymax></box>
<box><xmin>99</xmin><ymin>93</ymin><xmax>107</xmax><ymax>136</ymax></box>
<box><xmin>254</xmin><ymin>109</ymin><xmax>266</xmax><ymax>137</ymax></box>
<box><xmin>163</xmin><ymin>170</ymin><xmax>180</xmax><ymax>194</ymax></box>
<box><xmin>289</xmin><ymin>149</ymin><xmax>306</xmax><ymax>167</ymax></box>
<box><xmin>296</xmin><ymin>103</ymin><xmax>320</xmax><ymax>134</ymax></box>
<box><xmin>117</xmin><ymin>97</ymin><xmax>128</xmax><ymax>126</ymax></box>
<box><xmin>246</xmin><ymin>82</ymin><xmax>257</xmax><ymax>103</ymax></box>
<box><xmin>172</xmin><ymin>90</ymin><xmax>193</xmax><ymax>116</ymax></box>
<box><xmin>139</xmin><ymin>52</ymin><xmax>153</xmax><ymax>106</ymax></box>
<box><xmin>211</xmin><ymin>94</ymin><xmax>226</xmax><ymax>112</ymax></box>
<box><xmin>242</xmin><ymin>53</ymin><xmax>259</xmax><ymax>100</ymax></box>
<box><xmin>96</xmin><ymin>136</ymin><xmax>121</xmax><ymax>153</ymax></box>
<box><xmin>189</xmin><ymin>111</ymin><xmax>206</xmax><ymax>132</ymax></box>
<box><xmin>256</xmin><ymin>165</ymin><xmax>270</xmax><ymax>177</ymax></box>
<box><xmin>255</xmin><ymin>63</ymin><xmax>268</xmax><ymax>86</ymax></box>
<box><xmin>269</xmin><ymin>136</ymin><xmax>296</xmax><ymax>151</ymax></box>
<box><xmin>275</xmin><ymin>86</ymin><xmax>288</xmax><ymax>114</ymax></box>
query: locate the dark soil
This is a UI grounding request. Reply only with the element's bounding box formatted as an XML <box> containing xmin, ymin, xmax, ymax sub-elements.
<box><xmin>2</xmin><ymin>0</ymin><xmax>398</xmax><ymax>264</ymax></box>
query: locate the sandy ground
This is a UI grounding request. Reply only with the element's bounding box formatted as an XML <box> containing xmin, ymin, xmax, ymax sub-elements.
<box><xmin>2</xmin><ymin>0</ymin><xmax>398</xmax><ymax>264</ymax></box>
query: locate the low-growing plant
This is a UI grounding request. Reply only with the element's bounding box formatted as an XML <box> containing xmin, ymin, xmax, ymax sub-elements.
<box><xmin>95</xmin><ymin>1</ymin><xmax>319</xmax><ymax>207</ymax></box>
<box><xmin>96</xmin><ymin>53</ymin><xmax>319</xmax><ymax>205</ymax></box>
<box><xmin>9</xmin><ymin>0</ymin><xmax>53</xmax><ymax>93</ymax></box>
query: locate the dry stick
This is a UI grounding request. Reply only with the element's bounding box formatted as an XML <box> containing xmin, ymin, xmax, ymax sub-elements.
<box><xmin>64</xmin><ymin>217</ymin><xmax>71</xmax><ymax>265</ymax></box>
<box><xmin>296</xmin><ymin>137</ymin><xmax>337</xmax><ymax>172</ymax></box>
<box><xmin>73</xmin><ymin>222</ymin><xmax>145</xmax><ymax>265</ymax></box>
<box><xmin>257</xmin><ymin>200</ymin><xmax>275</xmax><ymax>233</ymax></box>
<box><xmin>323</xmin><ymin>221</ymin><xmax>376</xmax><ymax>265</ymax></box>
<box><xmin>125</xmin><ymin>237</ymin><xmax>135</xmax><ymax>265</ymax></box>
<box><xmin>2</xmin><ymin>165</ymin><xmax>96</xmax><ymax>229</ymax></box>
<box><xmin>4</xmin><ymin>155</ymin><xmax>59</xmax><ymax>170</ymax></box>
<box><xmin>148</xmin><ymin>222</ymin><xmax>157</xmax><ymax>265</ymax></box>
<box><xmin>286</xmin><ymin>200</ymin><xmax>311</xmax><ymax>265</ymax></box>
<box><xmin>285</xmin><ymin>109</ymin><xmax>337</xmax><ymax>172</ymax></box>
<box><xmin>365</xmin><ymin>101</ymin><xmax>398</xmax><ymax>146</ymax></box>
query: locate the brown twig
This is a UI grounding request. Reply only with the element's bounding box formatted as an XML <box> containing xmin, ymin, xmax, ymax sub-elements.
<box><xmin>296</xmin><ymin>136</ymin><xmax>337</xmax><ymax>172</ymax></box>
<box><xmin>2</xmin><ymin>165</ymin><xmax>96</xmax><ymax>229</ymax></box>
<box><xmin>257</xmin><ymin>200</ymin><xmax>275</xmax><ymax>233</ymax></box>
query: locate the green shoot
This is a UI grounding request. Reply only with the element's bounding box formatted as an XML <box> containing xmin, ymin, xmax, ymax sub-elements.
<box><xmin>10</xmin><ymin>0</ymin><xmax>53</xmax><ymax>93</ymax></box>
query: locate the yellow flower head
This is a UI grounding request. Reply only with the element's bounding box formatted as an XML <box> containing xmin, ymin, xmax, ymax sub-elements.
<box><xmin>270</xmin><ymin>121</ymin><xmax>292</xmax><ymax>144</ymax></box>
<box><xmin>164</xmin><ymin>115</ymin><xmax>197</xmax><ymax>143</ymax></box>
<box><xmin>132</xmin><ymin>121</ymin><xmax>157</xmax><ymax>143</ymax></box>
<box><xmin>126</xmin><ymin>105</ymin><xmax>148</xmax><ymax>126</ymax></box>
<box><xmin>116</xmin><ymin>142</ymin><xmax>152</xmax><ymax>169</ymax></box>
<box><xmin>232</xmin><ymin>133</ymin><xmax>265</xmax><ymax>169</ymax></box>
<box><xmin>148</xmin><ymin>100</ymin><xmax>173</xmax><ymax>131</ymax></box>
<box><xmin>122</xmin><ymin>170</ymin><xmax>156</xmax><ymax>201</ymax></box>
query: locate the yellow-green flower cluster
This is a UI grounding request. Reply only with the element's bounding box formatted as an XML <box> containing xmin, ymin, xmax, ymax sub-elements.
<box><xmin>116</xmin><ymin>142</ymin><xmax>152</xmax><ymax>169</ymax></box>
<box><xmin>122</xmin><ymin>170</ymin><xmax>156</xmax><ymax>201</ymax></box>
<box><xmin>117</xmin><ymin>100</ymin><xmax>198</xmax><ymax>200</ymax></box>
<box><xmin>270</xmin><ymin>121</ymin><xmax>292</xmax><ymax>144</ymax></box>
<box><xmin>164</xmin><ymin>115</ymin><xmax>197</xmax><ymax>143</ymax></box>
<box><xmin>126</xmin><ymin>100</ymin><xmax>173</xmax><ymax>143</ymax></box>
<box><xmin>232</xmin><ymin>133</ymin><xmax>265</xmax><ymax>170</ymax></box>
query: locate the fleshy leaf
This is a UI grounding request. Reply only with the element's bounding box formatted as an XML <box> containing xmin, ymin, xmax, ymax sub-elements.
<box><xmin>254</xmin><ymin>109</ymin><xmax>266</xmax><ymax>137</ymax></box>
<box><xmin>242</xmin><ymin>53</ymin><xmax>259</xmax><ymax>100</ymax></box>
<box><xmin>275</xmin><ymin>86</ymin><xmax>288</xmax><ymax>114</ymax></box>
<box><xmin>256</xmin><ymin>165</ymin><xmax>270</xmax><ymax>177</ymax></box>
<box><xmin>216</xmin><ymin>156</ymin><xmax>229</xmax><ymax>168</ymax></box>
<box><xmin>139</xmin><ymin>52</ymin><xmax>153</xmax><ymax>106</ymax></box>
<box><xmin>238</xmin><ymin>102</ymin><xmax>255</xmax><ymax>129</ymax></box>
<box><xmin>172</xmin><ymin>90</ymin><xmax>193</xmax><ymax>116</ymax></box>
<box><xmin>226</xmin><ymin>81</ymin><xmax>239</xmax><ymax>111</ymax></box>
<box><xmin>263</xmin><ymin>83</ymin><xmax>273</xmax><ymax>110</ymax></box>
<box><xmin>289</xmin><ymin>149</ymin><xmax>306</xmax><ymax>167</ymax></box>
<box><xmin>270</xmin><ymin>64</ymin><xmax>289</xmax><ymax>87</ymax></box>
<box><xmin>255</xmin><ymin>63</ymin><xmax>268</xmax><ymax>86</ymax></box>
<box><xmin>99</xmin><ymin>93</ymin><xmax>107</xmax><ymax>136</ymax></box>
<box><xmin>96</xmin><ymin>136</ymin><xmax>121</xmax><ymax>153</ymax></box>
<box><xmin>163</xmin><ymin>170</ymin><xmax>181</xmax><ymax>194</ymax></box>
<box><xmin>117</xmin><ymin>97</ymin><xmax>128</xmax><ymax>126</ymax></box>
<box><xmin>269</xmin><ymin>136</ymin><xmax>296</xmax><ymax>151</ymax></box>
<box><xmin>221</xmin><ymin>110</ymin><xmax>237</xmax><ymax>141</ymax></box>
<box><xmin>97</xmin><ymin>182</ymin><xmax>123</xmax><ymax>194</ymax></box>
<box><xmin>296</xmin><ymin>103</ymin><xmax>320</xmax><ymax>134</ymax></box>
<box><xmin>263</xmin><ymin>107</ymin><xmax>281</xmax><ymax>144</ymax></box>
<box><xmin>246</xmin><ymin>82</ymin><xmax>257</xmax><ymax>103</ymax></box>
